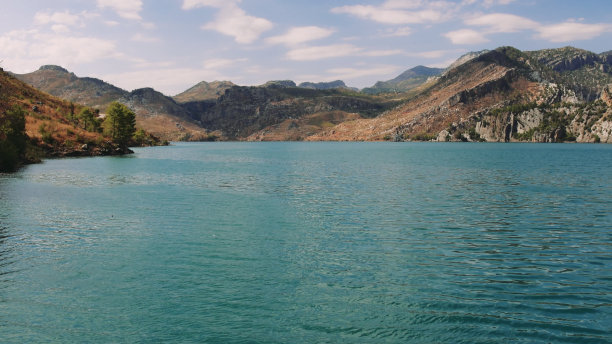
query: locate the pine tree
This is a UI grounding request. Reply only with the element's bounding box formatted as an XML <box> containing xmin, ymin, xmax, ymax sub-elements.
<box><xmin>104</xmin><ymin>102</ymin><xmax>136</xmax><ymax>149</ymax></box>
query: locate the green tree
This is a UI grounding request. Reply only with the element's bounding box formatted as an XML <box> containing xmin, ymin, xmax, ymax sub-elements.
<box><xmin>0</xmin><ymin>105</ymin><xmax>27</xmax><ymax>171</ymax></box>
<box><xmin>77</xmin><ymin>108</ymin><xmax>98</xmax><ymax>132</ymax></box>
<box><xmin>104</xmin><ymin>102</ymin><xmax>136</xmax><ymax>148</ymax></box>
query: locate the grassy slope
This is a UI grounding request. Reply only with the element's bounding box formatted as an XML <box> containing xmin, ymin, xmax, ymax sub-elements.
<box><xmin>0</xmin><ymin>68</ymin><xmax>128</xmax><ymax>168</ymax></box>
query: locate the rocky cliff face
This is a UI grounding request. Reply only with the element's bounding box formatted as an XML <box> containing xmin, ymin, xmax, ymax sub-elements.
<box><xmin>309</xmin><ymin>47</ymin><xmax>611</xmax><ymax>143</ymax></box>
<box><xmin>119</xmin><ymin>88</ymin><xmax>211</xmax><ymax>141</ymax></box>
<box><xmin>526</xmin><ymin>46</ymin><xmax>612</xmax><ymax>101</ymax></box>
<box><xmin>189</xmin><ymin>85</ymin><xmax>391</xmax><ymax>139</ymax></box>
<box><xmin>12</xmin><ymin>46</ymin><xmax>611</xmax><ymax>143</ymax></box>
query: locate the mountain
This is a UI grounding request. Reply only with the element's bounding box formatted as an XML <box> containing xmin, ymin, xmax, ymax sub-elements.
<box><xmin>15</xmin><ymin>66</ymin><xmax>211</xmax><ymax>141</ymax></box>
<box><xmin>118</xmin><ymin>87</ymin><xmax>212</xmax><ymax>141</ymax></box>
<box><xmin>308</xmin><ymin>46</ymin><xmax>611</xmax><ymax>143</ymax></box>
<box><xmin>0</xmin><ymin>67</ymin><xmax>134</xmax><ymax>170</ymax></box>
<box><xmin>445</xmin><ymin>50</ymin><xmax>490</xmax><ymax>71</ymax></box>
<box><xmin>525</xmin><ymin>46</ymin><xmax>612</xmax><ymax>101</ymax></box>
<box><xmin>173</xmin><ymin>80</ymin><xmax>235</xmax><ymax>103</ymax></box>
<box><xmin>262</xmin><ymin>80</ymin><xmax>297</xmax><ymax>88</ymax></box>
<box><xmin>12</xmin><ymin>46</ymin><xmax>611</xmax><ymax>144</ymax></box>
<box><xmin>298</xmin><ymin>80</ymin><xmax>354</xmax><ymax>90</ymax></box>
<box><xmin>183</xmin><ymin>84</ymin><xmax>395</xmax><ymax>140</ymax></box>
<box><xmin>362</xmin><ymin>65</ymin><xmax>444</xmax><ymax>94</ymax></box>
<box><xmin>14</xmin><ymin>65</ymin><xmax>127</xmax><ymax>108</ymax></box>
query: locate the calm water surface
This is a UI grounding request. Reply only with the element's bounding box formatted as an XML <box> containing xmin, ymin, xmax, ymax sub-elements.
<box><xmin>0</xmin><ymin>142</ymin><xmax>611</xmax><ymax>343</ymax></box>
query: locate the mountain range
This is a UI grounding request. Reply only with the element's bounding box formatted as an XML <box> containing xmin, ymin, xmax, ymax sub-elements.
<box><xmin>10</xmin><ymin>46</ymin><xmax>612</xmax><ymax>144</ymax></box>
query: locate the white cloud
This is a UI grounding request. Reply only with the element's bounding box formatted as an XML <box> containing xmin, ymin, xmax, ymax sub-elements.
<box><xmin>482</xmin><ymin>0</ymin><xmax>515</xmax><ymax>6</ymax></box>
<box><xmin>182</xmin><ymin>0</ymin><xmax>231</xmax><ymax>10</ymax></box>
<box><xmin>266</xmin><ymin>26</ymin><xmax>335</xmax><ymax>46</ymax></box>
<box><xmin>536</xmin><ymin>21</ymin><xmax>612</xmax><ymax>42</ymax></box>
<box><xmin>104</xmin><ymin>20</ymin><xmax>120</xmax><ymax>26</ymax></box>
<box><xmin>444</xmin><ymin>29</ymin><xmax>489</xmax><ymax>44</ymax></box>
<box><xmin>381</xmin><ymin>26</ymin><xmax>413</xmax><ymax>37</ymax></box>
<box><xmin>203</xmin><ymin>58</ymin><xmax>247</xmax><ymax>69</ymax></box>
<box><xmin>34</xmin><ymin>10</ymin><xmax>98</xmax><ymax>32</ymax></box>
<box><xmin>331</xmin><ymin>1</ymin><xmax>456</xmax><ymax>25</ymax></box>
<box><xmin>34</xmin><ymin>11</ymin><xmax>82</xmax><ymax>27</ymax></box>
<box><xmin>131</xmin><ymin>33</ymin><xmax>160</xmax><ymax>43</ymax></box>
<box><xmin>466</xmin><ymin>13</ymin><xmax>539</xmax><ymax>33</ymax></box>
<box><xmin>202</xmin><ymin>5</ymin><xmax>273</xmax><ymax>44</ymax></box>
<box><xmin>286</xmin><ymin>43</ymin><xmax>411</xmax><ymax>61</ymax></box>
<box><xmin>97</xmin><ymin>0</ymin><xmax>143</xmax><ymax>20</ymax></box>
<box><xmin>286</xmin><ymin>44</ymin><xmax>363</xmax><ymax>61</ymax></box>
<box><xmin>0</xmin><ymin>29</ymin><xmax>120</xmax><ymax>73</ymax></box>
<box><xmin>182</xmin><ymin>0</ymin><xmax>273</xmax><ymax>44</ymax></box>
<box><xmin>332</xmin><ymin>5</ymin><xmax>445</xmax><ymax>24</ymax></box>
<box><xmin>456</xmin><ymin>12</ymin><xmax>611</xmax><ymax>44</ymax></box>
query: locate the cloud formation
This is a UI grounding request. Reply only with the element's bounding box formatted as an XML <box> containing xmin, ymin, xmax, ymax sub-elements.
<box><xmin>536</xmin><ymin>21</ymin><xmax>612</xmax><ymax>43</ymax></box>
<box><xmin>444</xmin><ymin>29</ymin><xmax>489</xmax><ymax>45</ymax></box>
<box><xmin>266</xmin><ymin>26</ymin><xmax>335</xmax><ymax>46</ymax></box>
<box><xmin>447</xmin><ymin>12</ymin><xmax>612</xmax><ymax>44</ymax></box>
<box><xmin>182</xmin><ymin>0</ymin><xmax>273</xmax><ymax>44</ymax></box>
<box><xmin>466</xmin><ymin>13</ymin><xmax>539</xmax><ymax>33</ymax></box>
<box><xmin>0</xmin><ymin>29</ymin><xmax>119</xmax><ymax>73</ymax></box>
<box><xmin>331</xmin><ymin>1</ymin><xmax>453</xmax><ymax>25</ymax></box>
<box><xmin>97</xmin><ymin>0</ymin><xmax>143</xmax><ymax>20</ymax></box>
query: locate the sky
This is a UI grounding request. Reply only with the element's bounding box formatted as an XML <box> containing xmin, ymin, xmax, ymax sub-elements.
<box><xmin>1</xmin><ymin>0</ymin><xmax>611</xmax><ymax>95</ymax></box>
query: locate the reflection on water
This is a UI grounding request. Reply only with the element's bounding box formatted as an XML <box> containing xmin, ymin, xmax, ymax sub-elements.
<box><xmin>0</xmin><ymin>142</ymin><xmax>610</xmax><ymax>343</ymax></box>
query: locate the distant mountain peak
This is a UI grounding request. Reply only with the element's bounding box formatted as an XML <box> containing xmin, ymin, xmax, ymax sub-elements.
<box><xmin>173</xmin><ymin>80</ymin><xmax>236</xmax><ymax>103</ymax></box>
<box><xmin>298</xmin><ymin>80</ymin><xmax>352</xmax><ymax>90</ymax></box>
<box><xmin>39</xmin><ymin>65</ymin><xmax>69</xmax><ymax>73</ymax></box>
<box><xmin>363</xmin><ymin>65</ymin><xmax>444</xmax><ymax>94</ymax></box>
<box><xmin>263</xmin><ymin>80</ymin><xmax>296</xmax><ymax>88</ymax></box>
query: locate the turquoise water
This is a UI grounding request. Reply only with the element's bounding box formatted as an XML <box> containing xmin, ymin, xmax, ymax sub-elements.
<box><xmin>0</xmin><ymin>142</ymin><xmax>611</xmax><ymax>343</ymax></box>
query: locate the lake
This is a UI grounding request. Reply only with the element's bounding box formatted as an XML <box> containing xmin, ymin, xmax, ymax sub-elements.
<box><xmin>0</xmin><ymin>142</ymin><xmax>611</xmax><ymax>343</ymax></box>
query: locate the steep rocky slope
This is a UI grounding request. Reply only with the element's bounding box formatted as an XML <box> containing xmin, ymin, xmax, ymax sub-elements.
<box><xmin>1</xmin><ymin>68</ymin><xmax>131</xmax><ymax>170</ymax></box>
<box><xmin>173</xmin><ymin>80</ymin><xmax>235</xmax><ymax>103</ymax></box>
<box><xmin>16</xmin><ymin>66</ymin><xmax>210</xmax><ymax>141</ymax></box>
<box><xmin>119</xmin><ymin>88</ymin><xmax>212</xmax><ymax>141</ymax></box>
<box><xmin>12</xmin><ymin>46</ymin><xmax>610</xmax><ymax>143</ymax></box>
<box><xmin>14</xmin><ymin>65</ymin><xmax>127</xmax><ymax>108</ymax></box>
<box><xmin>186</xmin><ymin>84</ymin><xmax>394</xmax><ymax>139</ymax></box>
<box><xmin>309</xmin><ymin>47</ymin><xmax>611</xmax><ymax>143</ymax></box>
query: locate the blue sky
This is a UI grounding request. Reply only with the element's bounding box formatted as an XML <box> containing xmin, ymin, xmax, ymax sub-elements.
<box><xmin>1</xmin><ymin>0</ymin><xmax>611</xmax><ymax>95</ymax></box>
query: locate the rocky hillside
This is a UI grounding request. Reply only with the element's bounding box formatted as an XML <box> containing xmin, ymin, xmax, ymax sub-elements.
<box><xmin>14</xmin><ymin>65</ymin><xmax>127</xmax><ymax>109</ymax></box>
<box><xmin>15</xmin><ymin>66</ymin><xmax>211</xmax><ymax>141</ymax></box>
<box><xmin>0</xmin><ymin>68</ymin><xmax>135</xmax><ymax>171</ymax></box>
<box><xmin>363</xmin><ymin>66</ymin><xmax>444</xmax><ymax>94</ymax></box>
<box><xmin>119</xmin><ymin>88</ymin><xmax>212</xmax><ymax>141</ymax></box>
<box><xmin>184</xmin><ymin>84</ymin><xmax>395</xmax><ymax>140</ymax></box>
<box><xmin>298</xmin><ymin>80</ymin><xmax>354</xmax><ymax>90</ymax></box>
<box><xmin>173</xmin><ymin>80</ymin><xmax>235</xmax><ymax>103</ymax></box>
<box><xmin>309</xmin><ymin>47</ymin><xmax>611</xmax><ymax>143</ymax></box>
<box><xmin>525</xmin><ymin>46</ymin><xmax>612</xmax><ymax>101</ymax></box>
<box><xmin>12</xmin><ymin>46</ymin><xmax>611</xmax><ymax>144</ymax></box>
